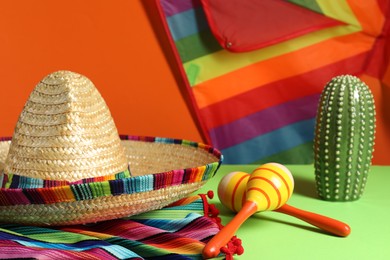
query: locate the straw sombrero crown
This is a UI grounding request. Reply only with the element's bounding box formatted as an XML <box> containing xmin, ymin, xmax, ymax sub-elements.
<box><xmin>0</xmin><ymin>71</ymin><xmax>222</xmax><ymax>225</ymax></box>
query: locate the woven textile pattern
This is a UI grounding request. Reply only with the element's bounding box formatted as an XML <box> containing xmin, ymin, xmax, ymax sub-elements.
<box><xmin>0</xmin><ymin>195</ymin><xmax>226</xmax><ymax>259</ymax></box>
<box><xmin>156</xmin><ymin>0</ymin><xmax>390</xmax><ymax>164</ymax></box>
<box><xmin>0</xmin><ymin>135</ymin><xmax>221</xmax><ymax>206</ymax></box>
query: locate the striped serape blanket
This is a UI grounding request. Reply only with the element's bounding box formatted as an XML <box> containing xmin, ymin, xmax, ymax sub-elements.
<box><xmin>0</xmin><ymin>192</ymin><xmax>242</xmax><ymax>259</ymax></box>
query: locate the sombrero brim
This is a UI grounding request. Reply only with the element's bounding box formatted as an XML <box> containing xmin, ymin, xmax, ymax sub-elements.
<box><xmin>0</xmin><ymin>135</ymin><xmax>222</xmax><ymax>226</ymax></box>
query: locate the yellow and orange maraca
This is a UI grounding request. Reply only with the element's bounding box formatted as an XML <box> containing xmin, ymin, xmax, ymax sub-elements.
<box><xmin>203</xmin><ymin>163</ymin><xmax>350</xmax><ymax>259</ymax></box>
<box><xmin>218</xmin><ymin>163</ymin><xmax>293</xmax><ymax>213</ymax></box>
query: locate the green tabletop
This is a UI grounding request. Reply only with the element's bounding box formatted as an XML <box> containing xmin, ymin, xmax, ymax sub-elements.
<box><xmin>197</xmin><ymin>165</ymin><xmax>390</xmax><ymax>260</ymax></box>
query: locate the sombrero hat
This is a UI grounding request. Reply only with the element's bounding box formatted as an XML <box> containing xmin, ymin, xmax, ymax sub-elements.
<box><xmin>0</xmin><ymin>71</ymin><xmax>222</xmax><ymax>226</ymax></box>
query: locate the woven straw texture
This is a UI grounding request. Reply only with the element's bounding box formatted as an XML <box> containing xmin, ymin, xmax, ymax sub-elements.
<box><xmin>0</xmin><ymin>71</ymin><xmax>222</xmax><ymax>225</ymax></box>
<box><xmin>4</xmin><ymin>70</ymin><xmax>129</xmax><ymax>181</ymax></box>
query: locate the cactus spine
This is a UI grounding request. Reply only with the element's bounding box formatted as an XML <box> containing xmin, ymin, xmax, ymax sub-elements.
<box><xmin>314</xmin><ymin>75</ymin><xmax>376</xmax><ymax>201</ymax></box>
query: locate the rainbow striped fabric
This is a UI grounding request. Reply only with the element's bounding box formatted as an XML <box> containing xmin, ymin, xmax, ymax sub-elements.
<box><xmin>0</xmin><ymin>194</ymin><xmax>240</xmax><ymax>259</ymax></box>
<box><xmin>156</xmin><ymin>0</ymin><xmax>390</xmax><ymax>164</ymax></box>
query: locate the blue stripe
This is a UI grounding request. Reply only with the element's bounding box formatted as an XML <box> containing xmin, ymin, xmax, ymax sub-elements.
<box><xmin>135</xmin><ymin>213</ymin><xmax>201</xmax><ymax>233</ymax></box>
<box><xmin>220</xmin><ymin>118</ymin><xmax>316</xmax><ymax>164</ymax></box>
<box><xmin>103</xmin><ymin>244</ymin><xmax>141</xmax><ymax>259</ymax></box>
<box><xmin>166</xmin><ymin>7</ymin><xmax>208</xmax><ymax>41</ymax></box>
<box><xmin>16</xmin><ymin>239</ymin><xmax>138</xmax><ymax>258</ymax></box>
<box><xmin>16</xmin><ymin>239</ymin><xmax>102</xmax><ymax>251</ymax></box>
<box><xmin>210</xmin><ymin>94</ymin><xmax>320</xmax><ymax>150</ymax></box>
<box><xmin>123</xmin><ymin>175</ymin><xmax>154</xmax><ymax>194</ymax></box>
<box><xmin>155</xmin><ymin>137</ymin><xmax>175</xmax><ymax>144</ymax></box>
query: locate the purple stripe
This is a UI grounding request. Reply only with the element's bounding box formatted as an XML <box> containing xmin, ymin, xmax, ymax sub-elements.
<box><xmin>9</xmin><ymin>175</ymin><xmax>20</xmax><ymax>189</ymax></box>
<box><xmin>153</xmin><ymin>172</ymin><xmax>164</xmax><ymax>189</ymax></box>
<box><xmin>210</xmin><ymin>94</ymin><xmax>320</xmax><ymax>149</ymax></box>
<box><xmin>0</xmin><ymin>246</ymin><xmax>110</xmax><ymax>259</ymax></box>
<box><xmin>160</xmin><ymin>0</ymin><xmax>201</xmax><ymax>17</ymax></box>
<box><xmin>176</xmin><ymin>215</ymin><xmax>220</xmax><ymax>240</ymax></box>
<box><xmin>172</xmin><ymin>169</ymin><xmax>185</xmax><ymax>185</ymax></box>
<box><xmin>109</xmin><ymin>179</ymin><xmax>124</xmax><ymax>196</ymax></box>
<box><xmin>182</xmin><ymin>168</ymin><xmax>193</xmax><ymax>183</ymax></box>
<box><xmin>3</xmin><ymin>189</ymin><xmax>29</xmax><ymax>205</ymax></box>
<box><xmin>26</xmin><ymin>189</ymin><xmax>46</xmax><ymax>204</ymax></box>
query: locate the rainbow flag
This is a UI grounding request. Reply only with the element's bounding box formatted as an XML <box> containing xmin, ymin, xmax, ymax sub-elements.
<box><xmin>155</xmin><ymin>0</ymin><xmax>390</xmax><ymax>164</ymax></box>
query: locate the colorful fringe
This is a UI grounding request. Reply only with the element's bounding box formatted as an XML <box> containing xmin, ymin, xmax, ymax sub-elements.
<box><xmin>120</xmin><ymin>135</ymin><xmax>222</xmax><ymax>157</ymax></box>
<box><xmin>2</xmin><ymin>169</ymin><xmax>131</xmax><ymax>189</ymax></box>
<box><xmin>0</xmin><ymin>192</ymin><xmax>243</xmax><ymax>259</ymax></box>
<box><xmin>0</xmin><ymin>135</ymin><xmax>222</xmax><ymax>206</ymax></box>
<box><xmin>155</xmin><ymin>0</ymin><xmax>390</xmax><ymax>164</ymax></box>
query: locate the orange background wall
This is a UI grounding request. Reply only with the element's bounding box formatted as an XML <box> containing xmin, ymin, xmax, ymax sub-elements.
<box><xmin>0</xmin><ymin>0</ymin><xmax>204</xmax><ymax>142</ymax></box>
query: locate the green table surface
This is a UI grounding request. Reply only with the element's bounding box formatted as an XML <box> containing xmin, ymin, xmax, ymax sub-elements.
<box><xmin>197</xmin><ymin>165</ymin><xmax>390</xmax><ymax>260</ymax></box>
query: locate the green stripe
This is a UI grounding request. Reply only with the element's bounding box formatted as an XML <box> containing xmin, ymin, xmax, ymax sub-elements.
<box><xmin>317</xmin><ymin>0</ymin><xmax>361</xmax><ymax>27</ymax></box>
<box><xmin>125</xmin><ymin>198</ymin><xmax>204</xmax><ymax>220</ymax></box>
<box><xmin>1</xmin><ymin>225</ymin><xmax>60</xmax><ymax>235</ymax></box>
<box><xmin>203</xmin><ymin>162</ymin><xmax>219</xmax><ymax>181</ymax></box>
<box><xmin>1</xmin><ymin>225</ymin><xmax>98</xmax><ymax>243</ymax></box>
<box><xmin>181</xmin><ymin>139</ymin><xmax>197</xmax><ymax>147</ymax></box>
<box><xmin>90</xmin><ymin>181</ymin><xmax>111</xmax><ymax>197</ymax></box>
<box><xmin>28</xmin><ymin>232</ymin><xmax>99</xmax><ymax>243</ymax></box>
<box><xmin>287</xmin><ymin>0</ymin><xmax>323</xmax><ymax>14</ymax></box>
<box><xmin>128</xmin><ymin>209</ymin><xmax>204</xmax><ymax>220</ymax></box>
<box><xmin>175</xmin><ymin>30</ymin><xmax>222</xmax><ymax>63</ymax></box>
<box><xmin>254</xmin><ymin>142</ymin><xmax>314</xmax><ymax>164</ymax></box>
<box><xmin>71</xmin><ymin>184</ymin><xmax>93</xmax><ymax>200</ymax></box>
<box><xmin>81</xmin><ymin>184</ymin><xmax>93</xmax><ymax>200</ymax></box>
<box><xmin>116</xmin><ymin>169</ymin><xmax>131</xmax><ymax>179</ymax></box>
<box><xmin>70</xmin><ymin>185</ymin><xmax>80</xmax><ymax>200</ymax></box>
<box><xmin>184</xmin><ymin>24</ymin><xmax>360</xmax><ymax>87</ymax></box>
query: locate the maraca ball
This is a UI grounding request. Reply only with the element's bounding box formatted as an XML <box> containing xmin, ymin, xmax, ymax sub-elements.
<box><xmin>218</xmin><ymin>171</ymin><xmax>249</xmax><ymax>212</ymax></box>
<box><xmin>218</xmin><ymin>163</ymin><xmax>294</xmax><ymax>213</ymax></box>
<box><xmin>247</xmin><ymin>163</ymin><xmax>294</xmax><ymax>211</ymax></box>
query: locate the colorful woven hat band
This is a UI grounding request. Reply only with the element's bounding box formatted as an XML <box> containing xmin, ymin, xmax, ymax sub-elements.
<box><xmin>0</xmin><ymin>137</ymin><xmax>220</xmax><ymax>206</ymax></box>
<box><xmin>0</xmin><ymin>168</ymin><xmax>131</xmax><ymax>189</ymax></box>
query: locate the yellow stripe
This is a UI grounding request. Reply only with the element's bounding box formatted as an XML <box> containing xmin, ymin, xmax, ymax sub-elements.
<box><xmin>193</xmin><ymin>30</ymin><xmax>374</xmax><ymax>109</ymax></box>
<box><xmin>62</xmin><ymin>186</ymin><xmax>75</xmax><ymax>201</ymax></box>
<box><xmin>30</xmin><ymin>231</ymin><xmax>100</xmax><ymax>242</ymax></box>
<box><xmin>157</xmin><ymin>240</ymin><xmax>204</xmax><ymax>254</ymax></box>
<box><xmin>184</xmin><ymin>25</ymin><xmax>360</xmax><ymax>87</ymax></box>
<box><xmin>194</xmin><ymin>166</ymin><xmax>205</xmax><ymax>182</ymax></box>
<box><xmin>4</xmin><ymin>174</ymin><xmax>13</xmax><ymax>188</ymax></box>
<box><xmin>317</xmin><ymin>0</ymin><xmax>361</xmax><ymax>28</ymax></box>
<box><xmin>265</xmin><ymin>164</ymin><xmax>294</xmax><ymax>197</ymax></box>
<box><xmin>66</xmin><ymin>229</ymin><xmax>113</xmax><ymax>240</ymax></box>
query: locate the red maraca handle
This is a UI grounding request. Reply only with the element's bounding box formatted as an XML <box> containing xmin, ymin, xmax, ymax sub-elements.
<box><xmin>203</xmin><ymin>201</ymin><xmax>257</xmax><ymax>259</ymax></box>
<box><xmin>274</xmin><ymin>204</ymin><xmax>351</xmax><ymax>237</ymax></box>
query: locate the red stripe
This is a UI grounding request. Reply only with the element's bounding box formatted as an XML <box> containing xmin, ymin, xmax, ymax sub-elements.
<box><xmin>241</xmin><ymin>190</ymin><xmax>247</xmax><ymax>209</ymax></box>
<box><xmin>0</xmin><ymin>191</ymin><xmax>11</xmax><ymax>205</ymax></box>
<box><xmin>199</xmin><ymin>52</ymin><xmax>368</xmax><ymax>130</ymax></box>
<box><xmin>249</xmin><ymin>176</ymin><xmax>282</xmax><ymax>208</ymax></box>
<box><xmin>247</xmin><ymin>187</ymin><xmax>271</xmax><ymax>210</ymax></box>
<box><xmin>254</xmin><ymin>167</ymin><xmax>291</xmax><ymax>199</ymax></box>
<box><xmin>231</xmin><ymin>174</ymin><xmax>248</xmax><ymax>212</ymax></box>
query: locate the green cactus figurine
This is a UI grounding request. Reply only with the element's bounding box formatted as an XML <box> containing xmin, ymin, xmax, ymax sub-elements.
<box><xmin>314</xmin><ymin>75</ymin><xmax>376</xmax><ymax>201</ymax></box>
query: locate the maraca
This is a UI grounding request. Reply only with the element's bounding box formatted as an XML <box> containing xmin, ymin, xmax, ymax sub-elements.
<box><xmin>218</xmin><ymin>171</ymin><xmax>351</xmax><ymax>236</ymax></box>
<box><xmin>203</xmin><ymin>163</ymin><xmax>294</xmax><ymax>258</ymax></box>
